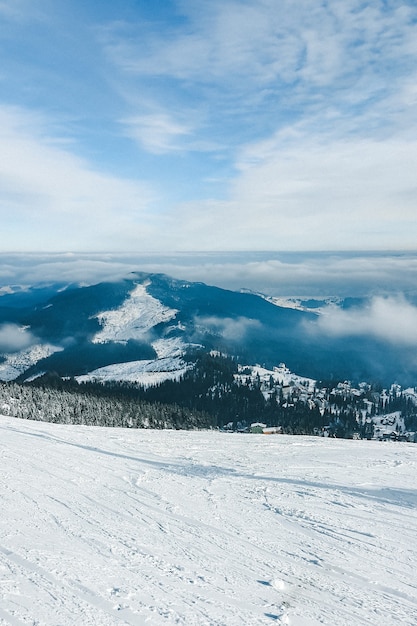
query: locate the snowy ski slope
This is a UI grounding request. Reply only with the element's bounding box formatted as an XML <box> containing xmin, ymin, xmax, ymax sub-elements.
<box><xmin>1</xmin><ymin>417</ymin><xmax>417</xmax><ymax>625</ymax></box>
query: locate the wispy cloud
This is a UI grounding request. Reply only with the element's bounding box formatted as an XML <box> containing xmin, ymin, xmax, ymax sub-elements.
<box><xmin>0</xmin><ymin>106</ymin><xmax>156</xmax><ymax>250</ymax></box>
<box><xmin>122</xmin><ymin>113</ymin><xmax>193</xmax><ymax>154</ymax></box>
<box><xmin>93</xmin><ymin>0</ymin><xmax>417</xmax><ymax>250</ymax></box>
<box><xmin>1</xmin><ymin>1</ymin><xmax>416</xmax><ymax>252</ymax></box>
<box><xmin>104</xmin><ymin>0</ymin><xmax>417</xmax><ymax>123</ymax></box>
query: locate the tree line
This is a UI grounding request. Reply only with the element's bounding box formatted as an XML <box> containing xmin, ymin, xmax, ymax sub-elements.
<box><xmin>1</xmin><ymin>353</ymin><xmax>416</xmax><ymax>437</ymax></box>
<box><xmin>0</xmin><ymin>377</ymin><xmax>214</xmax><ymax>430</ymax></box>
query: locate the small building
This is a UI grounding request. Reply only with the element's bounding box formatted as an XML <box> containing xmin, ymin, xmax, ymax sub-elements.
<box><xmin>250</xmin><ymin>422</ymin><xmax>267</xmax><ymax>433</ymax></box>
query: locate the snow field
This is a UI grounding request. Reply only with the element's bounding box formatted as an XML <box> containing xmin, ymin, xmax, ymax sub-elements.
<box><xmin>1</xmin><ymin>417</ymin><xmax>417</xmax><ymax>625</ymax></box>
<box><xmin>0</xmin><ymin>344</ymin><xmax>62</xmax><ymax>382</ymax></box>
<box><xmin>75</xmin><ymin>355</ymin><xmax>189</xmax><ymax>387</ymax></box>
<box><xmin>92</xmin><ymin>283</ymin><xmax>178</xmax><ymax>344</ymax></box>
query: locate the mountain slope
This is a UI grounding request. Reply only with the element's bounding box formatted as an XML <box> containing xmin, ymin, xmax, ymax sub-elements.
<box><xmin>0</xmin><ymin>272</ymin><xmax>414</xmax><ymax>384</ymax></box>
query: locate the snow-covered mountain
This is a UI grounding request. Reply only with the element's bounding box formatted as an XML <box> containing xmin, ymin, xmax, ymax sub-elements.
<box><xmin>0</xmin><ymin>272</ymin><xmax>415</xmax><ymax>385</ymax></box>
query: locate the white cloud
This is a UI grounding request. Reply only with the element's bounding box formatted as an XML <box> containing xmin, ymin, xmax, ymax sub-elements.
<box><xmin>122</xmin><ymin>113</ymin><xmax>192</xmax><ymax>154</ymax></box>
<box><xmin>0</xmin><ymin>253</ymin><xmax>140</xmax><ymax>286</ymax></box>
<box><xmin>1</xmin><ymin>252</ymin><xmax>416</xmax><ymax>301</ymax></box>
<box><xmin>97</xmin><ymin>0</ymin><xmax>417</xmax><ymax>251</ymax></box>
<box><xmin>0</xmin><ymin>106</ymin><xmax>156</xmax><ymax>250</ymax></box>
<box><xmin>105</xmin><ymin>0</ymin><xmax>416</xmax><ymax>107</ymax></box>
<box><xmin>312</xmin><ymin>296</ymin><xmax>417</xmax><ymax>347</ymax></box>
<box><xmin>163</xmin><ymin>132</ymin><xmax>417</xmax><ymax>251</ymax></box>
<box><xmin>1</xmin><ymin>1</ymin><xmax>416</xmax><ymax>253</ymax></box>
<box><xmin>0</xmin><ymin>323</ymin><xmax>36</xmax><ymax>352</ymax></box>
<box><xmin>194</xmin><ymin>315</ymin><xmax>261</xmax><ymax>342</ymax></box>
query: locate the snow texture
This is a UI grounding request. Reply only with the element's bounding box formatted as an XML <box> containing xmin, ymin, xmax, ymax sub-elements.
<box><xmin>0</xmin><ymin>344</ymin><xmax>62</xmax><ymax>381</ymax></box>
<box><xmin>76</xmin><ymin>356</ymin><xmax>189</xmax><ymax>387</ymax></box>
<box><xmin>1</xmin><ymin>416</ymin><xmax>417</xmax><ymax>625</ymax></box>
<box><xmin>92</xmin><ymin>283</ymin><xmax>178</xmax><ymax>344</ymax></box>
<box><xmin>78</xmin><ymin>334</ymin><xmax>192</xmax><ymax>386</ymax></box>
<box><xmin>235</xmin><ymin>363</ymin><xmax>316</xmax><ymax>393</ymax></box>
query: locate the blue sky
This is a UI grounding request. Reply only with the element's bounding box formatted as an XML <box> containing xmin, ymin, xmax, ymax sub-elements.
<box><xmin>1</xmin><ymin>0</ymin><xmax>416</xmax><ymax>252</ymax></box>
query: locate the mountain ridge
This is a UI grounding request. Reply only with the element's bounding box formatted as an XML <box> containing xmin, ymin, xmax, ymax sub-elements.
<box><xmin>0</xmin><ymin>272</ymin><xmax>414</xmax><ymax>385</ymax></box>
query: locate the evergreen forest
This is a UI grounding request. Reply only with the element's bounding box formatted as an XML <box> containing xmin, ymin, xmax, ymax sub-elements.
<box><xmin>1</xmin><ymin>354</ymin><xmax>416</xmax><ymax>438</ymax></box>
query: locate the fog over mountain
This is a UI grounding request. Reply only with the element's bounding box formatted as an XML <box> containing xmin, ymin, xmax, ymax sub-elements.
<box><xmin>1</xmin><ymin>251</ymin><xmax>417</xmax><ymax>297</ymax></box>
<box><xmin>0</xmin><ymin>265</ymin><xmax>416</xmax><ymax>386</ymax></box>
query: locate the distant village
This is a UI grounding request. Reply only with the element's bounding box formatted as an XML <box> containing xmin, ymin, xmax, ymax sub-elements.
<box><xmin>1</xmin><ymin>355</ymin><xmax>416</xmax><ymax>439</ymax></box>
<box><xmin>221</xmin><ymin>363</ymin><xmax>417</xmax><ymax>441</ymax></box>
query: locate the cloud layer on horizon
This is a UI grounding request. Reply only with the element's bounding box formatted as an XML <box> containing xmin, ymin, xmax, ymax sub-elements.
<box><xmin>0</xmin><ymin>251</ymin><xmax>416</xmax><ymax>299</ymax></box>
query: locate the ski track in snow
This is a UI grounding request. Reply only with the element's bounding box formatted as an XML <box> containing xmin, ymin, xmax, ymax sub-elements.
<box><xmin>1</xmin><ymin>418</ymin><xmax>417</xmax><ymax>625</ymax></box>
